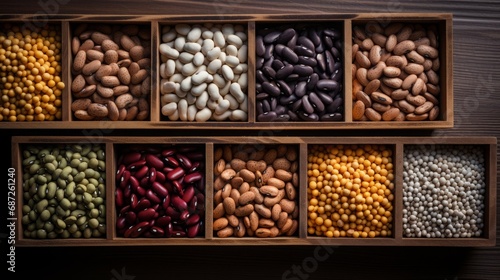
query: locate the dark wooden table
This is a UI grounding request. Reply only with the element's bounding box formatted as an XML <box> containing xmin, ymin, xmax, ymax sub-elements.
<box><xmin>1</xmin><ymin>1</ymin><xmax>499</xmax><ymax>279</ymax></box>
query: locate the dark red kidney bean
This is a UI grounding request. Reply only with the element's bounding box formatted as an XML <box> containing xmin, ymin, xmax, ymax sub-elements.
<box><xmin>330</xmin><ymin>96</ymin><xmax>343</xmax><ymax>111</ymax></box>
<box><xmin>282</xmin><ymin>46</ymin><xmax>299</xmax><ymax>64</ymax></box>
<box><xmin>152</xmin><ymin>204</ymin><xmax>160</xmax><ymax>213</ymax></box>
<box><xmin>122</xmin><ymin>152</ymin><xmax>142</xmax><ymax>165</ymax></box>
<box><xmin>182</xmin><ymin>186</ymin><xmax>195</xmax><ymax>202</ymax></box>
<box><xmin>135</xmin><ymin>197</ymin><xmax>151</xmax><ymax>212</ymax></box>
<box><xmin>134</xmin><ymin>165</ymin><xmax>149</xmax><ymax>180</ymax></box>
<box><xmin>276</xmin><ymin>64</ymin><xmax>294</xmax><ymax>80</ymax></box>
<box><xmin>186</xmin><ymin>214</ymin><xmax>200</xmax><ymax>226</ymax></box>
<box><xmin>167</xmin><ymin>167</ymin><xmax>184</xmax><ymax>181</ymax></box>
<box><xmin>287</xmin><ymin>33</ymin><xmax>297</xmax><ymax>49</ymax></box>
<box><xmin>188</xmin><ymin>162</ymin><xmax>201</xmax><ymax>173</ymax></box>
<box><xmin>162</xmin><ymin>193</ymin><xmax>171</xmax><ymax>209</ymax></box>
<box><xmin>164</xmin><ymin>222</ymin><xmax>173</xmax><ymax>237</ymax></box>
<box><xmin>172</xmin><ymin>180</ymin><xmax>184</xmax><ymax>195</ymax></box>
<box><xmin>293</xmin><ymin>64</ymin><xmax>313</xmax><ymax>76</ymax></box>
<box><xmin>288</xmin><ymin>110</ymin><xmax>298</xmax><ymax>121</ymax></box>
<box><xmin>196</xmin><ymin>174</ymin><xmax>205</xmax><ymax>192</ymax></box>
<box><xmin>115</xmin><ymin>188</ymin><xmax>124</xmax><ymax>207</ymax></box>
<box><xmin>309</xmin><ymin>92</ymin><xmax>325</xmax><ymax>112</ymax></box>
<box><xmin>161</xmin><ymin>148</ymin><xmax>176</xmax><ymax>157</ymax></box>
<box><xmin>294</xmin><ymin>81</ymin><xmax>307</xmax><ymax>97</ymax></box>
<box><xmin>171</xmin><ymin>195</ymin><xmax>188</xmax><ymax>212</ymax></box>
<box><xmin>155</xmin><ymin>215</ymin><xmax>172</xmax><ymax>227</ymax></box>
<box><xmin>294</xmin><ymin>45</ymin><xmax>315</xmax><ymax>57</ymax></box>
<box><xmin>166</xmin><ymin>207</ymin><xmax>181</xmax><ymax>220</ymax></box>
<box><xmin>263</xmin><ymin>81</ymin><xmax>281</xmax><ymax>97</ymax></box>
<box><xmin>149</xmin><ymin>226</ymin><xmax>165</xmax><ymax>237</ymax></box>
<box><xmin>130</xmin><ymin>193</ymin><xmax>138</xmax><ymax>210</ymax></box>
<box><xmin>186</xmin><ymin>151</ymin><xmax>204</xmax><ymax>161</ymax></box>
<box><xmin>256</xmin><ymin>35</ymin><xmax>265</xmax><ymax>56</ymax></box>
<box><xmin>316</xmin><ymin>79</ymin><xmax>339</xmax><ymax>91</ymax></box>
<box><xmin>131</xmin><ymin>179</ymin><xmax>146</xmax><ymax>197</ymax></box>
<box><xmin>196</xmin><ymin>193</ymin><xmax>205</xmax><ymax>209</ymax></box>
<box><xmin>316</xmin><ymin>91</ymin><xmax>334</xmax><ymax>105</ymax></box>
<box><xmin>145</xmin><ymin>154</ymin><xmax>164</xmax><ymax>170</ymax></box>
<box><xmin>120</xmin><ymin>205</ymin><xmax>131</xmax><ymax>215</ymax></box>
<box><xmin>172</xmin><ymin>230</ymin><xmax>187</xmax><ymax>237</ymax></box>
<box><xmin>164</xmin><ymin>156</ymin><xmax>179</xmax><ymax>168</ymax></box>
<box><xmin>179</xmin><ymin>210</ymin><xmax>190</xmax><ymax>221</ymax></box>
<box><xmin>263</xmin><ymin>31</ymin><xmax>281</xmax><ymax>44</ymax></box>
<box><xmin>138</xmin><ymin>208</ymin><xmax>156</xmax><ymax>221</ymax></box>
<box><xmin>151</xmin><ymin>181</ymin><xmax>169</xmax><ymax>198</ymax></box>
<box><xmin>148</xmin><ymin>167</ymin><xmax>157</xmax><ymax>183</ymax></box>
<box><xmin>277</xmin><ymin>28</ymin><xmax>296</xmax><ymax>44</ymax></box>
<box><xmin>302</xmin><ymin>95</ymin><xmax>314</xmax><ymax>114</ymax></box>
<box><xmin>298</xmin><ymin>35</ymin><xmax>315</xmax><ymax>50</ymax></box>
<box><xmin>146</xmin><ymin>189</ymin><xmax>161</xmax><ymax>204</ymax></box>
<box><xmin>331</xmin><ymin>68</ymin><xmax>342</xmax><ymax>83</ymax></box>
<box><xmin>257</xmin><ymin>111</ymin><xmax>278</xmax><ymax>122</ymax></box>
<box><xmin>119</xmin><ymin>170</ymin><xmax>131</xmax><ymax>189</ymax></box>
<box><xmin>298</xmin><ymin>111</ymin><xmax>319</xmax><ymax>121</ymax></box>
<box><xmin>126</xmin><ymin>211</ymin><xmax>137</xmax><ymax>224</ymax></box>
<box><xmin>117</xmin><ymin>216</ymin><xmax>127</xmax><ymax>229</ymax></box>
<box><xmin>188</xmin><ymin>196</ymin><xmax>198</xmax><ymax>213</ymax></box>
<box><xmin>271</xmin><ymin>59</ymin><xmax>284</xmax><ymax>71</ymax></box>
<box><xmin>184</xmin><ymin>171</ymin><xmax>202</xmax><ymax>184</ymax></box>
<box><xmin>320</xmin><ymin>112</ymin><xmax>343</xmax><ymax>121</ymax></box>
<box><xmin>127</xmin><ymin>159</ymin><xmax>146</xmax><ymax>171</ymax></box>
<box><xmin>176</xmin><ymin>154</ymin><xmax>192</xmax><ymax>170</ymax></box>
<box><xmin>262</xmin><ymin>66</ymin><xmax>276</xmax><ymax>80</ymax></box>
<box><xmin>187</xmin><ymin>223</ymin><xmax>200</xmax><ymax>238</ymax></box>
<box><xmin>276</xmin><ymin>80</ymin><xmax>292</xmax><ymax>96</ymax></box>
<box><xmin>162</xmin><ymin>166</ymin><xmax>174</xmax><ymax>174</ymax></box>
<box><xmin>124</xmin><ymin>226</ymin><xmax>134</xmax><ymax>238</ymax></box>
<box><xmin>298</xmin><ymin>56</ymin><xmax>317</xmax><ymax>67</ymax></box>
<box><xmin>130</xmin><ymin>221</ymin><xmax>150</xmax><ymax>238</ymax></box>
<box><xmin>123</xmin><ymin>185</ymin><xmax>132</xmax><ymax>199</ymax></box>
<box><xmin>116</xmin><ymin>164</ymin><xmax>126</xmax><ymax>181</ymax></box>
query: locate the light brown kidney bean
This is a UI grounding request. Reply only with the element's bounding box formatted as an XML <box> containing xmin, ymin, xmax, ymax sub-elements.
<box><xmin>353</xmin><ymin>22</ymin><xmax>442</xmax><ymax>122</ymax></box>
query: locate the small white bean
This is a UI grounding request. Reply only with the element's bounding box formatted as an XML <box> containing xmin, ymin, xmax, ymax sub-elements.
<box><xmin>175</xmin><ymin>24</ymin><xmax>191</xmax><ymax>36</ymax></box>
<box><xmin>184</xmin><ymin>42</ymin><xmax>202</xmax><ymax>54</ymax></box>
<box><xmin>159</xmin><ymin>44</ymin><xmax>179</xmax><ymax>59</ymax></box>
<box><xmin>161</xmin><ymin>102</ymin><xmax>177</xmax><ymax>116</ymax></box>
<box><xmin>193</xmin><ymin>52</ymin><xmax>205</xmax><ymax>66</ymax></box>
<box><xmin>212</xmin><ymin>74</ymin><xmax>226</xmax><ymax>89</ymax></box>
<box><xmin>195</xmin><ymin>107</ymin><xmax>212</xmax><ymax>122</ymax></box>
<box><xmin>225</xmin><ymin>56</ymin><xmax>240</xmax><ymax>68</ymax></box>
<box><xmin>229</xmin><ymin>82</ymin><xmax>245</xmax><ymax>103</ymax></box>
<box><xmin>187</xmin><ymin>105</ymin><xmax>198</xmax><ymax>121</ymax></box>
<box><xmin>186</xmin><ymin>92</ymin><xmax>197</xmax><ymax>105</ymax></box>
<box><xmin>160</xmin><ymin>63</ymin><xmax>168</xmax><ymax>79</ymax></box>
<box><xmin>181</xmin><ymin>63</ymin><xmax>198</xmax><ymax>76</ymax></box>
<box><xmin>207</xmin><ymin>59</ymin><xmax>222</xmax><ymax>74</ymax></box>
<box><xmin>191</xmin><ymin>70</ymin><xmax>209</xmax><ymax>85</ymax></box>
<box><xmin>162</xmin><ymin>25</ymin><xmax>171</xmax><ymax>33</ymax></box>
<box><xmin>220</xmin><ymin>80</ymin><xmax>231</xmax><ymax>96</ymax></box>
<box><xmin>233</xmin><ymin>63</ymin><xmax>247</xmax><ymax>75</ymax></box>
<box><xmin>207</xmin><ymin>47</ymin><xmax>221</xmax><ymax>61</ymax></box>
<box><xmin>174</xmin><ymin>37</ymin><xmax>186</xmax><ymax>52</ymax></box>
<box><xmin>207</xmin><ymin>98</ymin><xmax>218</xmax><ymax>110</ymax></box>
<box><xmin>221</xmin><ymin>24</ymin><xmax>234</xmax><ymax>35</ymax></box>
<box><xmin>227</xmin><ymin>34</ymin><xmax>243</xmax><ymax>48</ymax></box>
<box><xmin>195</xmin><ymin>91</ymin><xmax>209</xmax><ymax>109</ymax></box>
<box><xmin>239</xmin><ymin>95</ymin><xmax>248</xmax><ymax>112</ymax></box>
<box><xmin>179</xmin><ymin>52</ymin><xmax>194</xmax><ymax>64</ymax></box>
<box><xmin>162</xmin><ymin>30</ymin><xmax>177</xmax><ymax>43</ymax></box>
<box><xmin>218</xmin><ymin>51</ymin><xmax>226</xmax><ymax>64</ymax></box>
<box><xmin>207</xmin><ymin>83</ymin><xmax>221</xmax><ymax>100</ymax></box>
<box><xmin>191</xmin><ymin>83</ymin><xmax>208</xmax><ymax>97</ymax></box>
<box><xmin>178</xmin><ymin>99</ymin><xmax>188</xmax><ymax>121</ymax></box>
<box><xmin>202</xmin><ymin>30</ymin><xmax>214</xmax><ymax>39</ymax></box>
<box><xmin>235</xmin><ymin>31</ymin><xmax>247</xmax><ymax>41</ymax></box>
<box><xmin>213</xmin><ymin>31</ymin><xmax>225</xmax><ymax>48</ymax></box>
<box><xmin>175</xmin><ymin>59</ymin><xmax>184</xmax><ymax>72</ymax></box>
<box><xmin>201</xmin><ymin>39</ymin><xmax>215</xmax><ymax>55</ymax></box>
<box><xmin>237</xmin><ymin>45</ymin><xmax>248</xmax><ymax>63</ymax></box>
<box><xmin>212</xmin><ymin>110</ymin><xmax>231</xmax><ymax>121</ymax></box>
<box><xmin>230</xmin><ymin>109</ymin><xmax>247</xmax><ymax>121</ymax></box>
<box><xmin>221</xmin><ymin>65</ymin><xmax>234</xmax><ymax>81</ymax></box>
<box><xmin>169</xmin><ymin>73</ymin><xmax>184</xmax><ymax>83</ymax></box>
<box><xmin>238</xmin><ymin>73</ymin><xmax>248</xmax><ymax>90</ymax></box>
<box><xmin>187</xmin><ymin>27</ymin><xmax>202</xmax><ymax>42</ymax></box>
<box><xmin>180</xmin><ymin>76</ymin><xmax>192</xmax><ymax>92</ymax></box>
<box><xmin>168</xmin><ymin>109</ymin><xmax>180</xmax><ymax>121</ymax></box>
<box><xmin>161</xmin><ymin>81</ymin><xmax>176</xmax><ymax>94</ymax></box>
<box><xmin>215</xmin><ymin>99</ymin><xmax>230</xmax><ymax>115</ymax></box>
<box><xmin>226</xmin><ymin>45</ymin><xmax>238</xmax><ymax>57</ymax></box>
<box><xmin>224</xmin><ymin>94</ymin><xmax>239</xmax><ymax>110</ymax></box>
<box><xmin>165</xmin><ymin>60</ymin><xmax>176</xmax><ymax>77</ymax></box>
<box><xmin>161</xmin><ymin>93</ymin><xmax>180</xmax><ymax>104</ymax></box>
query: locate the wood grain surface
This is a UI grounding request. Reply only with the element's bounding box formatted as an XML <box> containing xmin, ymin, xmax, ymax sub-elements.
<box><xmin>1</xmin><ymin>0</ymin><xmax>500</xmax><ymax>279</ymax></box>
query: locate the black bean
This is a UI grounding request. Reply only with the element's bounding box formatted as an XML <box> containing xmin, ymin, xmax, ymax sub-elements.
<box><xmin>262</xmin><ymin>99</ymin><xmax>271</xmax><ymax>112</ymax></box>
<box><xmin>256</xmin><ymin>35</ymin><xmax>265</xmax><ymax>56</ymax></box>
<box><xmin>256</xmin><ymin>70</ymin><xmax>268</xmax><ymax>83</ymax></box>
<box><xmin>256</xmin><ymin>57</ymin><xmax>264</xmax><ymax>69</ymax></box>
<box><xmin>272</xmin><ymin>59</ymin><xmax>284</xmax><ymax>71</ymax></box>
<box><xmin>294</xmin><ymin>81</ymin><xmax>307</xmax><ymax>97</ymax></box>
<box><xmin>275</xmin><ymin>105</ymin><xmax>287</xmax><ymax>115</ymax></box>
<box><xmin>315</xmin><ymin>43</ymin><xmax>324</xmax><ymax>54</ymax></box>
<box><xmin>276</xmin><ymin>114</ymin><xmax>291</xmax><ymax>121</ymax></box>
<box><xmin>276</xmin><ymin>28</ymin><xmax>296</xmax><ymax>44</ymax></box>
<box><xmin>257</xmin><ymin>101</ymin><xmax>264</xmax><ymax>115</ymax></box>
<box><xmin>316</xmin><ymin>79</ymin><xmax>339</xmax><ymax>91</ymax></box>
<box><xmin>256</xmin><ymin>92</ymin><xmax>269</xmax><ymax>100</ymax></box>
<box><xmin>288</xmin><ymin>110</ymin><xmax>299</xmax><ymax>121</ymax></box>
<box><xmin>298</xmin><ymin>56</ymin><xmax>317</xmax><ymax>67</ymax></box>
<box><xmin>323</xmin><ymin>35</ymin><xmax>333</xmax><ymax>49</ymax></box>
<box><xmin>293</xmin><ymin>64</ymin><xmax>313</xmax><ymax>76</ymax></box>
<box><xmin>323</xmin><ymin>28</ymin><xmax>340</xmax><ymax>40</ymax></box>
<box><xmin>316</xmin><ymin>91</ymin><xmax>333</xmax><ymax>105</ymax></box>
<box><xmin>262</xmin><ymin>81</ymin><xmax>280</xmax><ymax>97</ymax></box>
<box><xmin>302</xmin><ymin>95</ymin><xmax>314</xmax><ymax>114</ymax></box>
<box><xmin>274</xmin><ymin>44</ymin><xmax>285</xmax><ymax>56</ymax></box>
<box><xmin>264</xmin><ymin>44</ymin><xmax>274</xmax><ymax>60</ymax></box>
<box><xmin>263</xmin><ymin>31</ymin><xmax>282</xmax><ymax>44</ymax></box>
<box><xmin>297</xmin><ymin>36</ymin><xmax>315</xmax><ymax>51</ymax></box>
<box><xmin>298</xmin><ymin>111</ymin><xmax>319</xmax><ymax>121</ymax></box>
<box><xmin>276</xmin><ymin>80</ymin><xmax>293</xmax><ymax>96</ymax></box>
<box><xmin>282</xmin><ymin>46</ymin><xmax>299</xmax><ymax>64</ymax></box>
<box><xmin>262</xmin><ymin>66</ymin><xmax>276</xmax><ymax>80</ymax></box>
<box><xmin>291</xmin><ymin>99</ymin><xmax>302</xmax><ymax>112</ymax></box>
<box><xmin>307</xmin><ymin>73</ymin><xmax>319</xmax><ymax>91</ymax></box>
<box><xmin>294</xmin><ymin>45</ymin><xmax>315</xmax><ymax>57</ymax></box>
<box><xmin>330</xmin><ymin>68</ymin><xmax>343</xmax><ymax>83</ymax></box>
<box><xmin>270</xmin><ymin>97</ymin><xmax>278</xmax><ymax>110</ymax></box>
<box><xmin>309</xmin><ymin>92</ymin><xmax>325</xmax><ymax>112</ymax></box>
<box><xmin>320</xmin><ymin>113</ymin><xmax>343</xmax><ymax>121</ymax></box>
<box><xmin>327</xmin><ymin>96</ymin><xmax>343</xmax><ymax>112</ymax></box>
<box><xmin>316</xmin><ymin>53</ymin><xmax>326</xmax><ymax>72</ymax></box>
<box><xmin>280</xmin><ymin>94</ymin><xmax>297</xmax><ymax>105</ymax></box>
<box><xmin>325</xmin><ymin>50</ymin><xmax>335</xmax><ymax>74</ymax></box>
<box><xmin>308</xmin><ymin>29</ymin><xmax>321</xmax><ymax>46</ymax></box>
<box><xmin>256</xmin><ymin>83</ymin><xmax>263</xmax><ymax>94</ymax></box>
<box><xmin>330</xmin><ymin>47</ymin><xmax>341</xmax><ymax>61</ymax></box>
<box><xmin>284</xmin><ymin>74</ymin><xmax>300</xmax><ymax>82</ymax></box>
<box><xmin>276</xmin><ymin>64</ymin><xmax>294</xmax><ymax>80</ymax></box>
<box><xmin>287</xmin><ymin>33</ymin><xmax>297</xmax><ymax>49</ymax></box>
<box><xmin>258</xmin><ymin>111</ymin><xmax>278</xmax><ymax>122</ymax></box>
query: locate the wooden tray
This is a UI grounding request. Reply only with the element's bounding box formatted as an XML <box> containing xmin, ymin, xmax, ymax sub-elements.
<box><xmin>0</xmin><ymin>13</ymin><xmax>453</xmax><ymax>129</ymax></box>
<box><xmin>12</xmin><ymin>136</ymin><xmax>495</xmax><ymax>246</ymax></box>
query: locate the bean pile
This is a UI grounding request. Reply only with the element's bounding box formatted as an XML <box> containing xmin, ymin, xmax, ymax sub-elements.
<box><xmin>352</xmin><ymin>22</ymin><xmax>441</xmax><ymax>121</ymax></box>
<box><xmin>403</xmin><ymin>145</ymin><xmax>486</xmax><ymax>238</ymax></box>
<box><xmin>71</xmin><ymin>24</ymin><xmax>151</xmax><ymax>121</ymax></box>
<box><xmin>159</xmin><ymin>23</ymin><xmax>248</xmax><ymax>122</ymax></box>
<box><xmin>21</xmin><ymin>144</ymin><xmax>106</xmax><ymax>239</ymax></box>
<box><xmin>115</xmin><ymin>145</ymin><xmax>205</xmax><ymax>238</ymax></box>
<box><xmin>0</xmin><ymin>24</ymin><xmax>65</xmax><ymax>121</ymax></box>
<box><xmin>213</xmin><ymin>144</ymin><xmax>299</xmax><ymax>237</ymax></box>
<box><xmin>308</xmin><ymin>144</ymin><xmax>394</xmax><ymax>238</ymax></box>
<box><xmin>256</xmin><ymin>24</ymin><xmax>343</xmax><ymax>122</ymax></box>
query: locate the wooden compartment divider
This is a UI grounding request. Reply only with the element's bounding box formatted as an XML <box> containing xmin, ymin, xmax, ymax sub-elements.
<box><xmin>0</xmin><ymin>13</ymin><xmax>452</xmax><ymax>129</ymax></box>
<box><xmin>12</xmin><ymin>136</ymin><xmax>496</xmax><ymax>247</ymax></box>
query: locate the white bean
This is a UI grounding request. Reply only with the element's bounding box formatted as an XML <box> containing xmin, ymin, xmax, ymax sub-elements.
<box><xmin>161</xmin><ymin>102</ymin><xmax>177</xmax><ymax>116</ymax></box>
<box><xmin>186</xmin><ymin>92</ymin><xmax>196</xmax><ymax>105</ymax></box>
<box><xmin>207</xmin><ymin>83</ymin><xmax>221</xmax><ymax>100</ymax></box>
<box><xmin>191</xmin><ymin>70</ymin><xmax>209</xmax><ymax>85</ymax></box>
<box><xmin>237</xmin><ymin>45</ymin><xmax>248</xmax><ymax>63</ymax></box>
<box><xmin>195</xmin><ymin>91</ymin><xmax>209</xmax><ymax>110</ymax></box>
<box><xmin>213</xmin><ymin>31</ymin><xmax>225</xmax><ymax>48</ymax></box>
<box><xmin>159</xmin><ymin>44</ymin><xmax>179</xmax><ymax>59</ymax></box>
<box><xmin>201</xmin><ymin>39</ymin><xmax>215</xmax><ymax>55</ymax></box>
<box><xmin>221</xmin><ymin>65</ymin><xmax>234</xmax><ymax>81</ymax></box>
<box><xmin>212</xmin><ymin>74</ymin><xmax>226</xmax><ymax>88</ymax></box>
<box><xmin>181</xmin><ymin>63</ymin><xmax>198</xmax><ymax>76</ymax></box>
<box><xmin>225</xmin><ymin>55</ymin><xmax>240</xmax><ymax>68</ymax></box>
<box><xmin>178</xmin><ymin>99</ymin><xmax>188</xmax><ymax>121</ymax></box>
<box><xmin>169</xmin><ymin>73</ymin><xmax>184</xmax><ymax>83</ymax></box>
<box><xmin>175</xmin><ymin>24</ymin><xmax>191</xmax><ymax>36</ymax></box>
<box><xmin>229</xmin><ymin>82</ymin><xmax>245</xmax><ymax>103</ymax></box>
<box><xmin>227</xmin><ymin>34</ymin><xmax>243</xmax><ymax>48</ymax></box>
<box><xmin>193</xmin><ymin>52</ymin><xmax>205</xmax><ymax>66</ymax></box>
<box><xmin>161</xmin><ymin>93</ymin><xmax>180</xmax><ymax>104</ymax></box>
<box><xmin>207</xmin><ymin>47</ymin><xmax>221</xmax><ymax>61</ymax></box>
<box><xmin>174</xmin><ymin>37</ymin><xmax>186</xmax><ymax>52</ymax></box>
<box><xmin>221</xmin><ymin>24</ymin><xmax>234</xmax><ymax>35</ymax></box>
<box><xmin>161</xmin><ymin>81</ymin><xmax>176</xmax><ymax>94</ymax></box>
<box><xmin>162</xmin><ymin>30</ymin><xmax>176</xmax><ymax>43</ymax></box>
<box><xmin>215</xmin><ymin>99</ymin><xmax>230</xmax><ymax>115</ymax></box>
<box><xmin>220</xmin><ymin>80</ymin><xmax>231</xmax><ymax>96</ymax></box>
<box><xmin>235</xmin><ymin>31</ymin><xmax>247</xmax><ymax>42</ymax></box>
<box><xmin>183</xmin><ymin>42</ymin><xmax>202</xmax><ymax>54</ymax></box>
<box><xmin>207</xmin><ymin>98</ymin><xmax>218</xmax><ymax>110</ymax></box>
<box><xmin>191</xmin><ymin>83</ymin><xmax>207</xmax><ymax>97</ymax></box>
<box><xmin>226</xmin><ymin>45</ymin><xmax>238</xmax><ymax>57</ymax></box>
<box><xmin>224</xmin><ymin>94</ymin><xmax>239</xmax><ymax>110</ymax></box>
<box><xmin>187</xmin><ymin>105</ymin><xmax>198</xmax><ymax>121</ymax></box>
<box><xmin>180</xmin><ymin>76</ymin><xmax>192</xmax><ymax>92</ymax></box>
<box><xmin>233</xmin><ymin>63</ymin><xmax>247</xmax><ymax>75</ymax></box>
<box><xmin>179</xmin><ymin>52</ymin><xmax>194</xmax><ymax>64</ymax></box>
<box><xmin>212</xmin><ymin>110</ymin><xmax>232</xmax><ymax>121</ymax></box>
<box><xmin>168</xmin><ymin>109</ymin><xmax>180</xmax><ymax>121</ymax></box>
<box><xmin>202</xmin><ymin>30</ymin><xmax>214</xmax><ymax>40</ymax></box>
<box><xmin>207</xmin><ymin>59</ymin><xmax>222</xmax><ymax>74</ymax></box>
<box><xmin>238</xmin><ymin>73</ymin><xmax>248</xmax><ymax>90</ymax></box>
<box><xmin>195</xmin><ymin>107</ymin><xmax>212</xmax><ymax>122</ymax></box>
<box><xmin>230</xmin><ymin>109</ymin><xmax>247</xmax><ymax>121</ymax></box>
<box><xmin>239</xmin><ymin>95</ymin><xmax>248</xmax><ymax>112</ymax></box>
<box><xmin>165</xmin><ymin>60</ymin><xmax>176</xmax><ymax>77</ymax></box>
<box><xmin>187</xmin><ymin>27</ymin><xmax>202</xmax><ymax>42</ymax></box>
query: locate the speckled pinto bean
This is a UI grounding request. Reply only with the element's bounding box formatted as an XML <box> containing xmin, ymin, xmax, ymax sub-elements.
<box><xmin>159</xmin><ymin>23</ymin><xmax>248</xmax><ymax>122</ymax></box>
<box><xmin>255</xmin><ymin>24</ymin><xmax>344</xmax><ymax>122</ymax></box>
<box><xmin>213</xmin><ymin>144</ymin><xmax>299</xmax><ymax>238</ymax></box>
<box><xmin>21</xmin><ymin>144</ymin><xmax>106</xmax><ymax>239</ymax></box>
<box><xmin>115</xmin><ymin>145</ymin><xmax>205</xmax><ymax>238</ymax></box>
<box><xmin>352</xmin><ymin>22</ymin><xmax>441</xmax><ymax>121</ymax></box>
<box><xmin>71</xmin><ymin>23</ymin><xmax>151</xmax><ymax>121</ymax></box>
